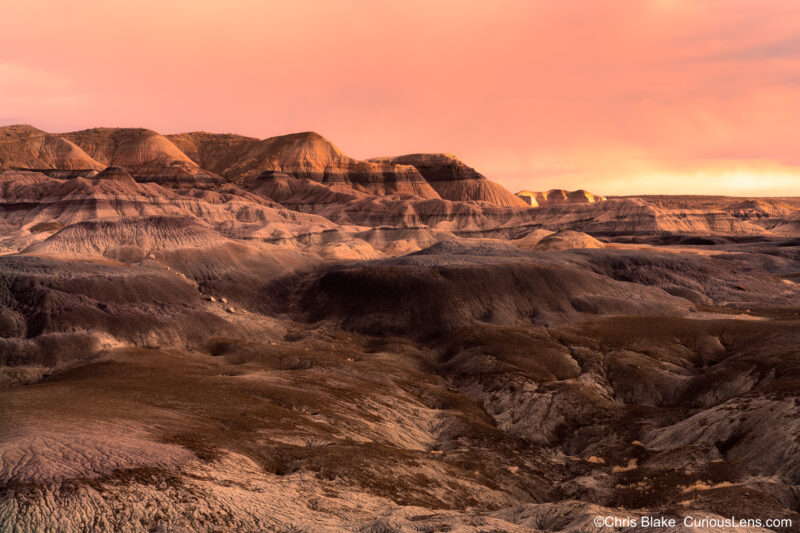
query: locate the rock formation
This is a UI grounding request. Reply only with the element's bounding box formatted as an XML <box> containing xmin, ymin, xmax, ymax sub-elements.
<box><xmin>172</xmin><ymin>130</ymin><xmax>442</xmax><ymax>198</ymax></box>
<box><xmin>516</xmin><ymin>188</ymin><xmax>607</xmax><ymax>206</ymax></box>
<box><xmin>534</xmin><ymin>229</ymin><xmax>604</xmax><ymax>250</ymax></box>
<box><xmin>0</xmin><ymin>125</ymin><xmax>103</xmax><ymax>171</ymax></box>
<box><xmin>371</xmin><ymin>153</ymin><xmax>528</xmax><ymax>207</ymax></box>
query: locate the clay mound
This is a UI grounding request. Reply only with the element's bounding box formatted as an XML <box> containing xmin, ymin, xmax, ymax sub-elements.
<box><xmin>0</xmin><ymin>254</ymin><xmax>231</xmax><ymax>350</ymax></box>
<box><xmin>0</xmin><ymin>171</ymin><xmax>343</xmax><ymax>254</ymax></box>
<box><xmin>0</xmin><ymin>169</ymin><xmax>55</xmax><ymax>185</ymax></box>
<box><xmin>23</xmin><ymin>215</ymin><xmax>227</xmax><ymax>258</ymax></box>
<box><xmin>316</xmin><ymin>196</ymin><xmax>534</xmax><ymax>234</ymax></box>
<box><xmin>162</xmin><ymin>184</ymin><xmax>341</xmax><ymax>241</ymax></box>
<box><xmin>300</xmin><ymin>256</ymin><xmax>690</xmax><ymax>337</ymax></box>
<box><xmin>726</xmin><ymin>198</ymin><xmax>795</xmax><ymax>219</ymax></box>
<box><xmin>153</xmin><ymin>240</ymin><xmax>324</xmax><ymax>313</ymax></box>
<box><xmin>0</xmin><ymin>173</ymin><xmax>186</xmax><ymax>231</ymax></box>
<box><xmin>771</xmin><ymin>219</ymin><xmax>800</xmax><ymax>237</ymax></box>
<box><xmin>355</xmin><ymin>227</ymin><xmax>457</xmax><ymax>256</ymax></box>
<box><xmin>0</xmin><ymin>125</ymin><xmax>103</xmax><ymax>171</ymax></box>
<box><xmin>370</xmin><ymin>153</ymin><xmax>527</xmax><ymax>207</ymax></box>
<box><xmin>225</xmin><ymin>131</ymin><xmax>344</xmax><ymax>178</ymax></box>
<box><xmin>413</xmin><ymin>239</ymin><xmax>528</xmax><ymax>258</ymax></box>
<box><xmin>62</xmin><ymin>128</ymin><xmax>222</xmax><ymax>188</ymax></box>
<box><xmin>517</xmin><ymin>189</ymin><xmax>606</xmax><ymax>206</ymax></box>
<box><xmin>317</xmin><ymin>240</ymin><xmax>384</xmax><ymax>261</ymax></box>
<box><xmin>167</xmin><ymin>131</ymin><xmax>259</xmax><ymax>175</ymax></box>
<box><xmin>510</xmin><ymin>228</ymin><xmax>554</xmax><ymax>250</ymax></box>
<box><xmin>526</xmin><ymin>198</ymin><xmax>770</xmax><ymax>236</ymax></box>
<box><xmin>92</xmin><ymin>166</ymin><xmax>136</xmax><ymax>185</ymax></box>
<box><xmin>250</xmin><ymin>171</ymin><xmax>369</xmax><ymax>207</ymax></box>
<box><xmin>62</xmin><ymin>128</ymin><xmax>194</xmax><ymax>168</ymax></box>
<box><xmin>535</xmin><ymin>230</ymin><xmax>604</xmax><ymax>250</ymax></box>
<box><xmin>645</xmin><ymin>396</ymin><xmax>800</xmax><ymax>483</ymax></box>
<box><xmin>571</xmin><ymin>248</ymin><xmax>798</xmax><ymax>306</ymax></box>
<box><xmin>196</xmin><ymin>131</ymin><xmax>439</xmax><ymax>199</ymax></box>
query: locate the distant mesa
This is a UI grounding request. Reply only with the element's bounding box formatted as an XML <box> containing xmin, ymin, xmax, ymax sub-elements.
<box><xmin>772</xmin><ymin>220</ymin><xmax>800</xmax><ymax>236</ymax></box>
<box><xmin>3</xmin><ymin>124</ymin><xmax>797</xmax><ymax>243</ymax></box>
<box><xmin>726</xmin><ymin>198</ymin><xmax>794</xmax><ymax>219</ymax></box>
<box><xmin>370</xmin><ymin>153</ymin><xmax>527</xmax><ymax>207</ymax></box>
<box><xmin>174</xmin><ymin>130</ymin><xmax>441</xmax><ymax>199</ymax></box>
<box><xmin>2</xmin><ymin>124</ymin><xmax>534</xmax><ymax>208</ymax></box>
<box><xmin>516</xmin><ymin>189</ymin><xmax>607</xmax><ymax>207</ymax></box>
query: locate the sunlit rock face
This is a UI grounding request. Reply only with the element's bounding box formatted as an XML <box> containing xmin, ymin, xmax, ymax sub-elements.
<box><xmin>168</xmin><ymin>130</ymin><xmax>442</xmax><ymax>198</ymax></box>
<box><xmin>516</xmin><ymin>188</ymin><xmax>607</xmax><ymax>206</ymax></box>
<box><xmin>0</xmin><ymin>125</ymin><xmax>103</xmax><ymax>172</ymax></box>
<box><xmin>371</xmin><ymin>153</ymin><xmax>528</xmax><ymax>207</ymax></box>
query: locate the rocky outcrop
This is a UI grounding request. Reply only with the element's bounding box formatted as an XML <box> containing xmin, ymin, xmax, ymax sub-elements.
<box><xmin>771</xmin><ymin>217</ymin><xmax>800</xmax><ymax>237</ymax></box>
<box><xmin>23</xmin><ymin>215</ymin><xmax>228</xmax><ymax>258</ymax></box>
<box><xmin>516</xmin><ymin>188</ymin><xmax>606</xmax><ymax>206</ymax></box>
<box><xmin>61</xmin><ymin>128</ymin><xmax>223</xmax><ymax>188</ymax></box>
<box><xmin>92</xmin><ymin>166</ymin><xmax>136</xmax><ymax>185</ymax></box>
<box><xmin>534</xmin><ymin>229</ymin><xmax>604</xmax><ymax>250</ymax></box>
<box><xmin>509</xmin><ymin>228</ymin><xmax>553</xmax><ymax>250</ymax></box>
<box><xmin>167</xmin><ymin>131</ymin><xmax>259</xmax><ymax>176</ymax></box>
<box><xmin>249</xmin><ymin>171</ymin><xmax>370</xmax><ymax>209</ymax></box>
<box><xmin>3</xmin><ymin>125</ymin><xmax>794</xmax><ymax>240</ymax></box>
<box><xmin>4</xmin><ymin>127</ymin><xmax>443</xmax><ymax>197</ymax></box>
<box><xmin>173</xmin><ymin>131</ymin><xmax>441</xmax><ymax>198</ymax></box>
<box><xmin>313</xmin><ymin>196</ymin><xmax>535</xmax><ymax>234</ymax></box>
<box><xmin>0</xmin><ymin>125</ymin><xmax>103</xmax><ymax>171</ymax></box>
<box><xmin>370</xmin><ymin>153</ymin><xmax>528</xmax><ymax>207</ymax></box>
<box><xmin>0</xmin><ymin>169</ymin><xmax>339</xmax><ymax>253</ymax></box>
<box><xmin>525</xmin><ymin>198</ymin><xmax>770</xmax><ymax>235</ymax></box>
<box><xmin>61</xmin><ymin>128</ymin><xmax>194</xmax><ymax>168</ymax></box>
<box><xmin>726</xmin><ymin>198</ymin><xmax>794</xmax><ymax>220</ymax></box>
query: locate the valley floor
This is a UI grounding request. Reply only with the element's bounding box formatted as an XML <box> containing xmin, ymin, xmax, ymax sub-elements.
<box><xmin>2</xmin><ymin>235</ymin><xmax>800</xmax><ymax>532</ymax></box>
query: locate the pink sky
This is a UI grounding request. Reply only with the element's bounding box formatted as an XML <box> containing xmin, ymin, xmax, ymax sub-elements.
<box><xmin>2</xmin><ymin>0</ymin><xmax>799</xmax><ymax>195</ymax></box>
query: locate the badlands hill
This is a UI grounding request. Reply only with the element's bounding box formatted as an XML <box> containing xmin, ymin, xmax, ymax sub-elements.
<box><xmin>3</xmin><ymin>126</ymin><xmax>533</xmax><ymax>204</ymax></box>
<box><xmin>172</xmin><ymin>131</ymin><xmax>442</xmax><ymax>198</ymax></box>
<box><xmin>2</xmin><ymin>124</ymin><xmax>800</xmax><ymax>531</ymax></box>
<box><xmin>0</xmin><ymin>125</ymin><xmax>102</xmax><ymax>171</ymax></box>
<box><xmin>2</xmin><ymin>124</ymin><xmax>798</xmax><ymax>251</ymax></box>
<box><xmin>1</xmin><ymin>125</ymin><xmax>797</xmax><ymax>257</ymax></box>
<box><xmin>517</xmin><ymin>188</ymin><xmax>607</xmax><ymax>206</ymax></box>
<box><xmin>370</xmin><ymin>153</ymin><xmax>528</xmax><ymax>207</ymax></box>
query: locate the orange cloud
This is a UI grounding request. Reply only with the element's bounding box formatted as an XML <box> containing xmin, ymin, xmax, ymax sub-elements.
<box><xmin>1</xmin><ymin>0</ymin><xmax>799</xmax><ymax>195</ymax></box>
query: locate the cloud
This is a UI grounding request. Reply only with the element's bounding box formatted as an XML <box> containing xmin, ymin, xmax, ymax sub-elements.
<box><xmin>0</xmin><ymin>1</ymin><xmax>798</xmax><ymax>195</ymax></box>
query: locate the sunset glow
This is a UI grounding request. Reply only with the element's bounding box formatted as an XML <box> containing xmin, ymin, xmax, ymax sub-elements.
<box><xmin>2</xmin><ymin>0</ymin><xmax>799</xmax><ymax>195</ymax></box>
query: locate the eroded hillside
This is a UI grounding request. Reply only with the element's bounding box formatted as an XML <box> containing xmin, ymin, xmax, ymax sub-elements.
<box><xmin>1</xmin><ymin>126</ymin><xmax>799</xmax><ymax>532</ymax></box>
